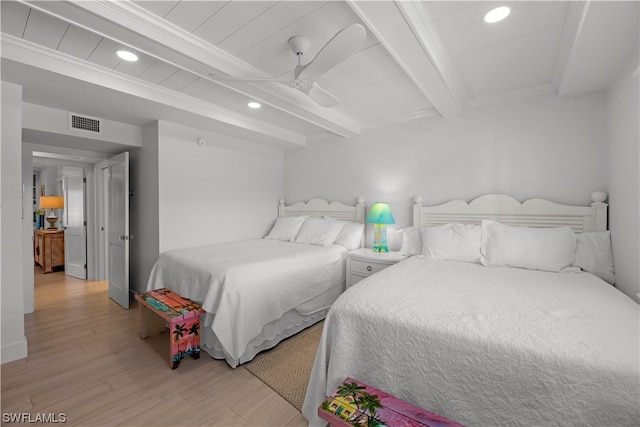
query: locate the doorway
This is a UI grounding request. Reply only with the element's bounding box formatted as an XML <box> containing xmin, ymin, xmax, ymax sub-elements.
<box><xmin>32</xmin><ymin>165</ymin><xmax>87</xmax><ymax>279</ymax></box>
<box><xmin>28</xmin><ymin>148</ymin><xmax>131</xmax><ymax>312</ymax></box>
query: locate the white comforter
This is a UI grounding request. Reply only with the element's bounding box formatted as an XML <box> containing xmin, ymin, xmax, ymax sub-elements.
<box><xmin>303</xmin><ymin>257</ymin><xmax>640</xmax><ymax>426</ymax></box>
<box><xmin>147</xmin><ymin>239</ymin><xmax>346</xmax><ymax>363</ymax></box>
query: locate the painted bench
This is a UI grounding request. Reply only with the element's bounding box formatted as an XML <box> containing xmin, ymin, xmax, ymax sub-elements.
<box><xmin>319</xmin><ymin>377</ymin><xmax>464</xmax><ymax>427</ymax></box>
<box><xmin>135</xmin><ymin>288</ymin><xmax>204</xmax><ymax>370</ymax></box>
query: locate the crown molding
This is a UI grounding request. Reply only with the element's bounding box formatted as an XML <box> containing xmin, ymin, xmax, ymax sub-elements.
<box><xmin>467</xmin><ymin>84</ymin><xmax>556</xmax><ymax>109</ymax></box>
<box><xmin>2</xmin><ymin>35</ymin><xmax>307</xmax><ymax>148</ymax></box>
<box><xmin>553</xmin><ymin>1</ymin><xmax>591</xmax><ymax>96</ymax></box>
<box><xmin>362</xmin><ymin>108</ymin><xmax>440</xmax><ymax>131</ymax></box>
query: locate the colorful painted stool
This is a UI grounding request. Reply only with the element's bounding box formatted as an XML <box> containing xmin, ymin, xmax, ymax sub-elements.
<box><xmin>319</xmin><ymin>377</ymin><xmax>464</xmax><ymax>427</ymax></box>
<box><xmin>135</xmin><ymin>288</ymin><xmax>204</xmax><ymax>370</ymax></box>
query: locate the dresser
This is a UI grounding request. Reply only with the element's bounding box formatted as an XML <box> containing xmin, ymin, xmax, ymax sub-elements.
<box><xmin>34</xmin><ymin>230</ymin><xmax>65</xmax><ymax>273</ymax></box>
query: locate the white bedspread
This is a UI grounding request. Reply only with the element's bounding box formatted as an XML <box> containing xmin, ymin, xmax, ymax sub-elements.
<box><xmin>147</xmin><ymin>239</ymin><xmax>346</xmax><ymax>363</ymax></box>
<box><xmin>303</xmin><ymin>257</ymin><xmax>640</xmax><ymax>426</ymax></box>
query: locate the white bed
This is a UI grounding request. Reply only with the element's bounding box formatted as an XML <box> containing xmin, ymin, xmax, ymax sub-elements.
<box><xmin>303</xmin><ymin>193</ymin><xmax>639</xmax><ymax>426</ymax></box>
<box><xmin>147</xmin><ymin>197</ymin><xmax>365</xmax><ymax>368</ymax></box>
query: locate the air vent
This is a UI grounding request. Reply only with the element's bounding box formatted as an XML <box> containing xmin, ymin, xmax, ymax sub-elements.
<box><xmin>68</xmin><ymin>112</ymin><xmax>102</xmax><ymax>134</ymax></box>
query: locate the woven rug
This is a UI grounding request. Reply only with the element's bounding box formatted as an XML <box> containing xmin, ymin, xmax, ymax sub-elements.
<box><xmin>243</xmin><ymin>322</ymin><xmax>323</xmax><ymax>411</ymax></box>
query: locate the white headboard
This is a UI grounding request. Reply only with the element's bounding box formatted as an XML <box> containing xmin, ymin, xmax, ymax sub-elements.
<box><xmin>413</xmin><ymin>192</ymin><xmax>608</xmax><ymax>232</ymax></box>
<box><xmin>279</xmin><ymin>197</ymin><xmax>366</xmax><ymax>223</ymax></box>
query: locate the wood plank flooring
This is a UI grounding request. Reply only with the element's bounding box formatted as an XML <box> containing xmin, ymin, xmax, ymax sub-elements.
<box><xmin>1</xmin><ymin>269</ymin><xmax>308</xmax><ymax>426</ymax></box>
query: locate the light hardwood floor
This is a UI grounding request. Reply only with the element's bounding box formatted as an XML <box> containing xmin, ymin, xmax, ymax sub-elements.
<box><xmin>1</xmin><ymin>269</ymin><xmax>308</xmax><ymax>426</ymax></box>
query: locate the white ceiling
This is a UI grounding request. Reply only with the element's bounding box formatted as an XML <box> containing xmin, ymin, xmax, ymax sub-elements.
<box><xmin>1</xmin><ymin>0</ymin><xmax>638</xmax><ymax>154</ymax></box>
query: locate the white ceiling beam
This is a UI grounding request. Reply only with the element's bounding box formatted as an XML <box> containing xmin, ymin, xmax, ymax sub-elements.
<box><xmin>2</xmin><ymin>35</ymin><xmax>307</xmax><ymax>148</ymax></box>
<box><xmin>31</xmin><ymin>0</ymin><xmax>360</xmax><ymax>138</ymax></box>
<box><xmin>553</xmin><ymin>1</ymin><xmax>590</xmax><ymax>96</ymax></box>
<box><xmin>347</xmin><ymin>0</ymin><xmax>467</xmax><ymax>118</ymax></box>
<box><xmin>554</xmin><ymin>0</ymin><xmax>638</xmax><ymax>96</ymax></box>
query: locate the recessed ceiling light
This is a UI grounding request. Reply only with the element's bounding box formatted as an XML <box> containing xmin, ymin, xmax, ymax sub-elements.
<box><xmin>116</xmin><ymin>49</ymin><xmax>138</xmax><ymax>62</ymax></box>
<box><xmin>484</xmin><ymin>6</ymin><xmax>510</xmax><ymax>23</ymax></box>
<box><xmin>248</xmin><ymin>102</ymin><xmax>261</xmax><ymax>109</ymax></box>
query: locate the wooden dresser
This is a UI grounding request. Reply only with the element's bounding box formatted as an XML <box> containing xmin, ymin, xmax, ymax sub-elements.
<box><xmin>34</xmin><ymin>230</ymin><xmax>65</xmax><ymax>273</ymax></box>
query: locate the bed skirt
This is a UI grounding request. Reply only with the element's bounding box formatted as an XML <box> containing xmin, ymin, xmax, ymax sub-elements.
<box><xmin>200</xmin><ymin>281</ymin><xmax>341</xmax><ymax>367</ymax></box>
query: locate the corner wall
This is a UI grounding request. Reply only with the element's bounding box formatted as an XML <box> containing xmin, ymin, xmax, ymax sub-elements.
<box><xmin>606</xmin><ymin>59</ymin><xmax>640</xmax><ymax>301</ymax></box>
<box><xmin>1</xmin><ymin>81</ymin><xmax>28</xmax><ymax>363</ymax></box>
<box><xmin>130</xmin><ymin>120</ymin><xmax>284</xmax><ymax>294</ymax></box>
<box><xmin>129</xmin><ymin>122</ymin><xmax>160</xmax><ymax>295</ymax></box>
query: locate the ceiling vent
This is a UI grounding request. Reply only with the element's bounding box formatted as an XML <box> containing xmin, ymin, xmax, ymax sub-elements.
<box><xmin>68</xmin><ymin>112</ymin><xmax>102</xmax><ymax>134</ymax></box>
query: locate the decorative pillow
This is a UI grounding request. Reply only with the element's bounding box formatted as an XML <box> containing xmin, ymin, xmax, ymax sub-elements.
<box><xmin>421</xmin><ymin>224</ymin><xmax>481</xmax><ymax>263</ymax></box>
<box><xmin>332</xmin><ymin>221</ymin><xmax>365</xmax><ymax>251</ymax></box>
<box><xmin>480</xmin><ymin>220</ymin><xmax>578</xmax><ymax>272</ymax></box>
<box><xmin>293</xmin><ymin>217</ymin><xmax>344</xmax><ymax>246</ymax></box>
<box><xmin>398</xmin><ymin>227</ymin><xmax>423</xmax><ymax>256</ymax></box>
<box><xmin>264</xmin><ymin>215</ymin><xmax>307</xmax><ymax>241</ymax></box>
<box><xmin>573</xmin><ymin>231</ymin><xmax>615</xmax><ymax>284</ymax></box>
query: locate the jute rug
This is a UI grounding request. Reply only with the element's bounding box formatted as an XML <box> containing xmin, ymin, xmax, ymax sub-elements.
<box><xmin>243</xmin><ymin>321</ymin><xmax>323</xmax><ymax>411</ymax></box>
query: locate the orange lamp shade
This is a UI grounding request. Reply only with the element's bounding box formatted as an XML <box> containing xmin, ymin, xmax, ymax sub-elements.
<box><xmin>40</xmin><ymin>196</ymin><xmax>64</xmax><ymax>210</ymax></box>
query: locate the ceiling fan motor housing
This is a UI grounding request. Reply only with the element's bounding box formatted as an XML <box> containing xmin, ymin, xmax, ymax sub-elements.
<box><xmin>288</xmin><ymin>36</ymin><xmax>310</xmax><ymax>56</ymax></box>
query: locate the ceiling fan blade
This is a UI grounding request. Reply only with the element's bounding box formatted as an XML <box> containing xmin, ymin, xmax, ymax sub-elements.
<box><xmin>208</xmin><ymin>69</ymin><xmax>291</xmax><ymax>83</ymax></box>
<box><xmin>308</xmin><ymin>83</ymin><xmax>339</xmax><ymax>108</ymax></box>
<box><xmin>299</xmin><ymin>23</ymin><xmax>366</xmax><ymax>80</ymax></box>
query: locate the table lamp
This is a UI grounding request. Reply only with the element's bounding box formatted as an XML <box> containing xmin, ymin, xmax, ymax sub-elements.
<box><xmin>366</xmin><ymin>202</ymin><xmax>395</xmax><ymax>252</ymax></box>
<box><xmin>40</xmin><ymin>196</ymin><xmax>64</xmax><ymax>229</ymax></box>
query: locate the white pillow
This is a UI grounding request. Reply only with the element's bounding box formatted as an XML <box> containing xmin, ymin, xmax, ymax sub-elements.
<box><xmin>480</xmin><ymin>220</ymin><xmax>578</xmax><ymax>272</ymax></box>
<box><xmin>333</xmin><ymin>221</ymin><xmax>364</xmax><ymax>250</ymax></box>
<box><xmin>264</xmin><ymin>215</ymin><xmax>307</xmax><ymax>241</ymax></box>
<box><xmin>573</xmin><ymin>231</ymin><xmax>615</xmax><ymax>284</ymax></box>
<box><xmin>293</xmin><ymin>217</ymin><xmax>344</xmax><ymax>246</ymax></box>
<box><xmin>421</xmin><ymin>224</ymin><xmax>481</xmax><ymax>263</ymax></box>
<box><xmin>398</xmin><ymin>227</ymin><xmax>423</xmax><ymax>256</ymax></box>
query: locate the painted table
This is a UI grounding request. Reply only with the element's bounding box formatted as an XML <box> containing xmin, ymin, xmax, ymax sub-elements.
<box><xmin>319</xmin><ymin>377</ymin><xmax>464</xmax><ymax>427</ymax></box>
<box><xmin>135</xmin><ymin>288</ymin><xmax>204</xmax><ymax>369</ymax></box>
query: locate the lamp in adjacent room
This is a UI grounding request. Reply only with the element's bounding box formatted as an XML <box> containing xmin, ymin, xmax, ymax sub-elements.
<box><xmin>366</xmin><ymin>202</ymin><xmax>395</xmax><ymax>253</ymax></box>
<box><xmin>39</xmin><ymin>196</ymin><xmax>64</xmax><ymax>229</ymax></box>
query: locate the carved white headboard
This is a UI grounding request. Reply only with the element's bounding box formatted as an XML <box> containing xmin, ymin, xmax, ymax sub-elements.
<box><xmin>413</xmin><ymin>192</ymin><xmax>608</xmax><ymax>232</ymax></box>
<box><xmin>279</xmin><ymin>197</ymin><xmax>366</xmax><ymax>223</ymax></box>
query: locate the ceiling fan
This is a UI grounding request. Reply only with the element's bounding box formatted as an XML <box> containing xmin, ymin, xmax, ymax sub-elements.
<box><xmin>209</xmin><ymin>23</ymin><xmax>366</xmax><ymax>108</ymax></box>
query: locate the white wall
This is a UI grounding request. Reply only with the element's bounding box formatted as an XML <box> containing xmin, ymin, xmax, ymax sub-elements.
<box><xmin>130</xmin><ymin>120</ymin><xmax>284</xmax><ymax>294</ymax></box>
<box><xmin>285</xmin><ymin>91</ymin><xmax>607</xmax><ymax>249</ymax></box>
<box><xmin>1</xmin><ymin>81</ymin><xmax>28</xmax><ymax>363</ymax></box>
<box><xmin>23</xmin><ymin>103</ymin><xmax>142</xmax><ymax>148</ymax></box>
<box><xmin>606</xmin><ymin>59</ymin><xmax>640</xmax><ymax>301</ymax></box>
<box><xmin>157</xmin><ymin>121</ymin><xmax>284</xmax><ymax>253</ymax></box>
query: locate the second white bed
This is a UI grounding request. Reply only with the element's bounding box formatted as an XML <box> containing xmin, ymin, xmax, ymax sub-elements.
<box><xmin>303</xmin><ymin>256</ymin><xmax>640</xmax><ymax>426</ymax></box>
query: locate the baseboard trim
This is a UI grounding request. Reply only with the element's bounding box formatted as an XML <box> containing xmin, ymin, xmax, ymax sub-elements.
<box><xmin>1</xmin><ymin>336</ymin><xmax>28</xmax><ymax>364</ymax></box>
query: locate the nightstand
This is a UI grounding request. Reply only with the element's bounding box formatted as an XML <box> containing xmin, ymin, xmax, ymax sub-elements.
<box><xmin>346</xmin><ymin>248</ymin><xmax>407</xmax><ymax>288</ymax></box>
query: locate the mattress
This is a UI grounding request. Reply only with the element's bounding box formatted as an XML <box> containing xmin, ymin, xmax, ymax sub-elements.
<box><xmin>303</xmin><ymin>257</ymin><xmax>640</xmax><ymax>426</ymax></box>
<box><xmin>147</xmin><ymin>239</ymin><xmax>347</xmax><ymax>367</ymax></box>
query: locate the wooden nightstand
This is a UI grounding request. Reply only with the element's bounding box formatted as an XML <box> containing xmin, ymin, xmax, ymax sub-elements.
<box><xmin>346</xmin><ymin>248</ymin><xmax>407</xmax><ymax>288</ymax></box>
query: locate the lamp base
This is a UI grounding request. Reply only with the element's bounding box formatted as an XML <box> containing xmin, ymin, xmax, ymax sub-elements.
<box><xmin>46</xmin><ymin>216</ymin><xmax>58</xmax><ymax>230</ymax></box>
<box><xmin>372</xmin><ymin>223</ymin><xmax>389</xmax><ymax>253</ymax></box>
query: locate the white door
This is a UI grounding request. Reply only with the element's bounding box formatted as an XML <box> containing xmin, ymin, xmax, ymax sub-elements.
<box><xmin>63</xmin><ymin>173</ymin><xmax>87</xmax><ymax>279</ymax></box>
<box><xmin>108</xmin><ymin>152</ymin><xmax>130</xmax><ymax>309</ymax></box>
